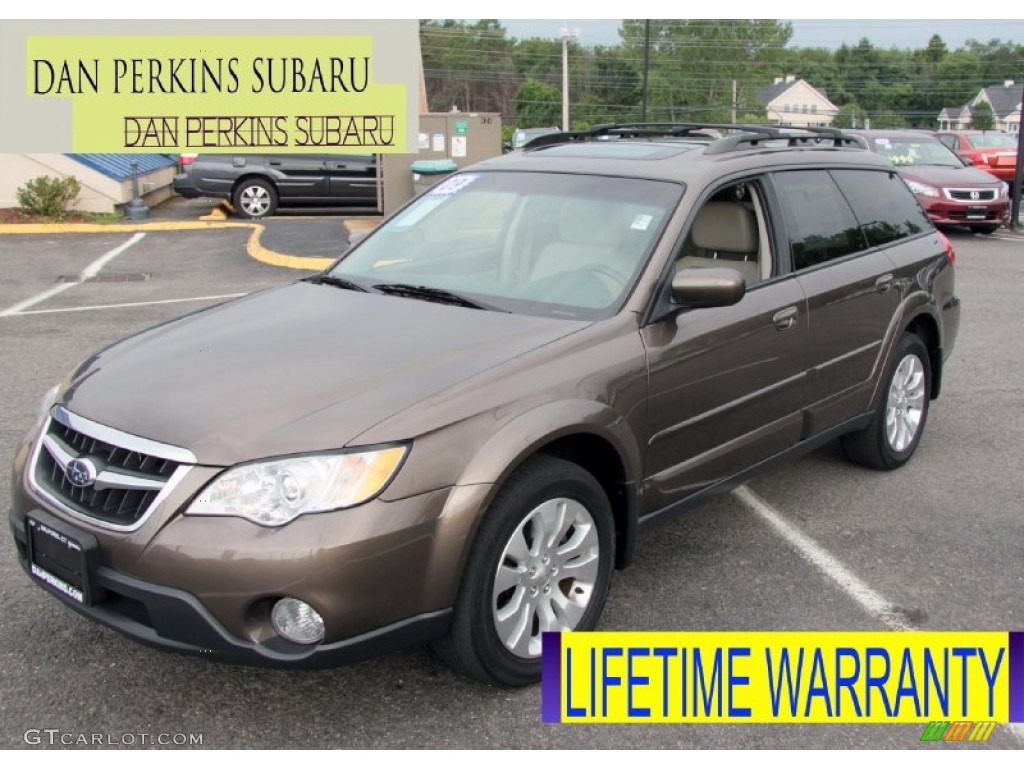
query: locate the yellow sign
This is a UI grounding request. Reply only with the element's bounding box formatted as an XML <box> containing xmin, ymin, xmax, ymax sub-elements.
<box><xmin>542</xmin><ymin>631</ymin><xmax>1018</xmax><ymax>724</ymax></box>
<box><xmin>25</xmin><ymin>35</ymin><xmax>409</xmax><ymax>153</ymax></box>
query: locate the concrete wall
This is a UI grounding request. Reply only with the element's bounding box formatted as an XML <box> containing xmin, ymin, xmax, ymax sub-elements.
<box><xmin>0</xmin><ymin>154</ymin><xmax>175</xmax><ymax>213</ymax></box>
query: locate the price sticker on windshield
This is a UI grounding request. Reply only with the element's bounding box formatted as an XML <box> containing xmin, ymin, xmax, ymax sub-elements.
<box><xmin>429</xmin><ymin>174</ymin><xmax>479</xmax><ymax>196</ymax></box>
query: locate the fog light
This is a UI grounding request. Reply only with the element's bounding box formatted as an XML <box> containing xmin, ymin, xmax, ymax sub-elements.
<box><xmin>270</xmin><ymin>598</ymin><xmax>325</xmax><ymax>645</ymax></box>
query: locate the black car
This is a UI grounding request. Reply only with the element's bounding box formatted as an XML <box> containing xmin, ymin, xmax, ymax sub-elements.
<box><xmin>173</xmin><ymin>153</ymin><xmax>378</xmax><ymax>218</ymax></box>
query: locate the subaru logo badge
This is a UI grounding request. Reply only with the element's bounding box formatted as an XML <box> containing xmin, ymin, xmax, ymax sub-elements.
<box><xmin>970</xmin><ymin>190</ymin><xmax>980</xmax><ymax>200</ymax></box>
<box><xmin>65</xmin><ymin>458</ymin><xmax>97</xmax><ymax>488</ymax></box>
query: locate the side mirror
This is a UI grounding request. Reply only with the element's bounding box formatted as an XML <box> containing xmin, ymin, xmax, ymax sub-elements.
<box><xmin>671</xmin><ymin>267</ymin><xmax>746</xmax><ymax>308</ymax></box>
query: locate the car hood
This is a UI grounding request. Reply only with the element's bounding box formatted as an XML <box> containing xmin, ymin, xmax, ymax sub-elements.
<box><xmin>897</xmin><ymin>165</ymin><xmax>1002</xmax><ymax>187</ymax></box>
<box><xmin>60</xmin><ymin>282</ymin><xmax>588</xmax><ymax>466</ymax></box>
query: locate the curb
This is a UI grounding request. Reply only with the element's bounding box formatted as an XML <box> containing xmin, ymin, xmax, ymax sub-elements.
<box><xmin>0</xmin><ymin>209</ymin><xmax>335</xmax><ymax>271</ymax></box>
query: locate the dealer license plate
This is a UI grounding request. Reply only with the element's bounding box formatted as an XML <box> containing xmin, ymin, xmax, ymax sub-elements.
<box><xmin>25</xmin><ymin>515</ymin><xmax>94</xmax><ymax>604</ymax></box>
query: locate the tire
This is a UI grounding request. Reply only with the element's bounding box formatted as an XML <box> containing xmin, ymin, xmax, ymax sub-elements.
<box><xmin>841</xmin><ymin>333</ymin><xmax>931</xmax><ymax>470</ymax></box>
<box><xmin>432</xmin><ymin>455</ymin><xmax>615</xmax><ymax>686</ymax></box>
<box><xmin>971</xmin><ymin>224</ymin><xmax>1000</xmax><ymax>235</ymax></box>
<box><xmin>232</xmin><ymin>179</ymin><xmax>277</xmax><ymax>219</ymax></box>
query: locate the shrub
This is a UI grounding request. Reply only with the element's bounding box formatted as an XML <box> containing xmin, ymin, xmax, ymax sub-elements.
<box><xmin>16</xmin><ymin>175</ymin><xmax>81</xmax><ymax>219</ymax></box>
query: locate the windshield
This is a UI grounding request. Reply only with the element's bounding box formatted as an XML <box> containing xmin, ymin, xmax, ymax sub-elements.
<box><xmin>970</xmin><ymin>133</ymin><xmax>1017</xmax><ymax>150</ymax></box>
<box><xmin>331</xmin><ymin>172</ymin><xmax>681</xmax><ymax>319</ymax></box>
<box><xmin>869</xmin><ymin>136</ymin><xmax>963</xmax><ymax>168</ymax></box>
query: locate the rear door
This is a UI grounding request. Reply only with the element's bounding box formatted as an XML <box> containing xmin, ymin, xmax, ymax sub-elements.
<box><xmin>325</xmin><ymin>154</ymin><xmax>378</xmax><ymax>205</ymax></box>
<box><xmin>263</xmin><ymin>154</ymin><xmax>330</xmax><ymax>201</ymax></box>
<box><xmin>769</xmin><ymin>169</ymin><xmax>903</xmax><ymax>435</ymax></box>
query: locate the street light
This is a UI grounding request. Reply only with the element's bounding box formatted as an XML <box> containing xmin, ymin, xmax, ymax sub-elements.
<box><xmin>561</xmin><ymin>23</ymin><xmax>580</xmax><ymax>132</ymax></box>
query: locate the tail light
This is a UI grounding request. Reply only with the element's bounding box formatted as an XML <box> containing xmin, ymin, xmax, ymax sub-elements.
<box><xmin>178</xmin><ymin>154</ymin><xmax>196</xmax><ymax>166</ymax></box>
<box><xmin>939</xmin><ymin>231</ymin><xmax>956</xmax><ymax>265</ymax></box>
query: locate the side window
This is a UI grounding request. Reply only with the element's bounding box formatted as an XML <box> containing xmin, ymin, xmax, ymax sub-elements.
<box><xmin>938</xmin><ymin>135</ymin><xmax>958</xmax><ymax>151</ymax></box>
<box><xmin>675</xmin><ymin>181</ymin><xmax>772</xmax><ymax>286</ymax></box>
<box><xmin>772</xmin><ymin>171</ymin><xmax>867</xmax><ymax>271</ymax></box>
<box><xmin>830</xmin><ymin>170</ymin><xmax>933</xmax><ymax>247</ymax></box>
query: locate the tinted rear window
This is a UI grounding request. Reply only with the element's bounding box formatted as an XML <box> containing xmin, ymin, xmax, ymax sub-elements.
<box><xmin>772</xmin><ymin>170</ymin><xmax>867</xmax><ymax>271</ymax></box>
<box><xmin>831</xmin><ymin>170</ymin><xmax>932</xmax><ymax>247</ymax></box>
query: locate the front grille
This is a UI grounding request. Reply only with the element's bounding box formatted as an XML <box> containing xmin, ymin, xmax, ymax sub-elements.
<box><xmin>32</xmin><ymin>413</ymin><xmax>184</xmax><ymax>529</ymax></box>
<box><xmin>946</xmin><ymin>188</ymin><xmax>997</xmax><ymax>201</ymax></box>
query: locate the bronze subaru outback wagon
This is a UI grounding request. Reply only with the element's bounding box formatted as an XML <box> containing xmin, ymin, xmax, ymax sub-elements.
<box><xmin>10</xmin><ymin>124</ymin><xmax>960</xmax><ymax>685</ymax></box>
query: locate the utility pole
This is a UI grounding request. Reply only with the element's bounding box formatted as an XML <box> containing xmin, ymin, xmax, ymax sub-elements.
<box><xmin>642</xmin><ymin>20</ymin><xmax>650</xmax><ymax>122</ymax></box>
<box><xmin>732</xmin><ymin>80</ymin><xmax>737</xmax><ymax>124</ymax></box>
<box><xmin>561</xmin><ymin>24</ymin><xmax>570</xmax><ymax>131</ymax></box>
<box><xmin>1012</xmin><ymin>81</ymin><xmax>1024</xmax><ymax>230</ymax></box>
<box><xmin>560</xmin><ymin>24</ymin><xmax>580</xmax><ymax>131</ymax></box>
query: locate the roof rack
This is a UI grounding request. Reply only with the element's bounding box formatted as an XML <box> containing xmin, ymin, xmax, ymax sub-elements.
<box><xmin>522</xmin><ymin>122</ymin><xmax>867</xmax><ymax>154</ymax></box>
<box><xmin>522</xmin><ymin>122</ymin><xmax>726</xmax><ymax>150</ymax></box>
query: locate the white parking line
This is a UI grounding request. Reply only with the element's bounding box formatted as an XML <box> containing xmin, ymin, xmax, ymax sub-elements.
<box><xmin>0</xmin><ymin>232</ymin><xmax>146</xmax><ymax>318</ymax></box>
<box><xmin>733</xmin><ymin>484</ymin><xmax>1024</xmax><ymax>745</ymax></box>
<box><xmin>732</xmin><ymin>485</ymin><xmax>913</xmax><ymax>632</ymax></box>
<box><xmin>13</xmin><ymin>293</ymin><xmax>248</xmax><ymax>316</ymax></box>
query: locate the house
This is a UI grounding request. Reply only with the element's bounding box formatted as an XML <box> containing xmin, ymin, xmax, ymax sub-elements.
<box><xmin>756</xmin><ymin>76</ymin><xmax>839</xmax><ymax>128</ymax></box>
<box><xmin>936</xmin><ymin>81</ymin><xmax>1022</xmax><ymax>133</ymax></box>
<box><xmin>0</xmin><ymin>153</ymin><xmax>178</xmax><ymax>213</ymax></box>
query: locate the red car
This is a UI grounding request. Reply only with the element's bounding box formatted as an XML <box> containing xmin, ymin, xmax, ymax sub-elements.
<box><xmin>936</xmin><ymin>130</ymin><xmax>1018</xmax><ymax>182</ymax></box>
<box><xmin>851</xmin><ymin>130</ymin><xmax>1010</xmax><ymax>234</ymax></box>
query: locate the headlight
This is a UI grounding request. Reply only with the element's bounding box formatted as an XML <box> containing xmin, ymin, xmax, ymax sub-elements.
<box><xmin>185</xmin><ymin>445</ymin><xmax>407</xmax><ymax>527</ymax></box>
<box><xmin>1000</xmin><ymin>182</ymin><xmax>1010</xmax><ymax>199</ymax></box>
<box><xmin>906</xmin><ymin>180</ymin><xmax>940</xmax><ymax>198</ymax></box>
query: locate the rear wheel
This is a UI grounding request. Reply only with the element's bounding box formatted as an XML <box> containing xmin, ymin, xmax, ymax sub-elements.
<box><xmin>842</xmin><ymin>333</ymin><xmax>931</xmax><ymax>470</ymax></box>
<box><xmin>233</xmin><ymin>179</ymin><xmax>277</xmax><ymax>219</ymax></box>
<box><xmin>432</xmin><ymin>455</ymin><xmax>614</xmax><ymax>686</ymax></box>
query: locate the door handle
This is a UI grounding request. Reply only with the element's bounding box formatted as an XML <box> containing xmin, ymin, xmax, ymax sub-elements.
<box><xmin>772</xmin><ymin>306</ymin><xmax>798</xmax><ymax>331</ymax></box>
<box><xmin>268</xmin><ymin>160</ymin><xmax>282</xmax><ymax>166</ymax></box>
<box><xmin>876</xmin><ymin>273</ymin><xmax>894</xmax><ymax>294</ymax></box>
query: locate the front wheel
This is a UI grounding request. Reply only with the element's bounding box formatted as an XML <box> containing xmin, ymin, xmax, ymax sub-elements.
<box><xmin>841</xmin><ymin>333</ymin><xmax>931</xmax><ymax>470</ymax></box>
<box><xmin>432</xmin><ymin>455</ymin><xmax>614</xmax><ymax>686</ymax></box>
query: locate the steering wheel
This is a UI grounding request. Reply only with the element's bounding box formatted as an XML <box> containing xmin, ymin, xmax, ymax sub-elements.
<box><xmin>577</xmin><ymin>263</ymin><xmax>628</xmax><ymax>292</ymax></box>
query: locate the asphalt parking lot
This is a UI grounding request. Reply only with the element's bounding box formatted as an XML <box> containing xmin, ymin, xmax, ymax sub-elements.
<box><xmin>0</xmin><ymin>223</ymin><xmax>1021</xmax><ymax>749</ymax></box>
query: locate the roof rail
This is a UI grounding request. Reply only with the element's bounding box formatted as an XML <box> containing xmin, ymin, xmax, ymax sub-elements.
<box><xmin>704</xmin><ymin>125</ymin><xmax>867</xmax><ymax>154</ymax></box>
<box><xmin>523</xmin><ymin>122</ymin><xmax>728</xmax><ymax>150</ymax></box>
<box><xmin>522</xmin><ymin>121</ymin><xmax>867</xmax><ymax>154</ymax></box>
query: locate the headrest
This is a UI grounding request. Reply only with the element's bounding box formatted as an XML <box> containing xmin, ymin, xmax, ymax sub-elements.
<box><xmin>691</xmin><ymin>201</ymin><xmax>757</xmax><ymax>253</ymax></box>
<box><xmin>558</xmin><ymin>198</ymin><xmax>621</xmax><ymax>247</ymax></box>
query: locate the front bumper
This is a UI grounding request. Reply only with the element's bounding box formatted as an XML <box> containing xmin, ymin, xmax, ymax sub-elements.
<box><xmin>919</xmin><ymin>196</ymin><xmax>1009</xmax><ymax>227</ymax></box>
<box><xmin>10</xmin><ymin>430</ymin><xmax>482</xmax><ymax>666</ymax></box>
<box><xmin>10</xmin><ymin>515</ymin><xmax>451</xmax><ymax>667</ymax></box>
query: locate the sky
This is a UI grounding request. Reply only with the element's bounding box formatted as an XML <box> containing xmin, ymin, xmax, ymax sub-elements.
<box><xmin>500</xmin><ymin>19</ymin><xmax>1024</xmax><ymax>50</ymax></box>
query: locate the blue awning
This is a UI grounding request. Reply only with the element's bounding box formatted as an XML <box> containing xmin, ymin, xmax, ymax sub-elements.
<box><xmin>66</xmin><ymin>154</ymin><xmax>178</xmax><ymax>181</ymax></box>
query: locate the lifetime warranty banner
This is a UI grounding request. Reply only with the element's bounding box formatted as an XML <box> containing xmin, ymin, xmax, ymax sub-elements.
<box><xmin>541</xmin><ymin>631</ymin><xmax>1024</xmax><ymax>724</ymax></box>
<box><xmin>0</xmin><ymin>20</ymin><xmax>419</xmax><ymax>153</ymax></box>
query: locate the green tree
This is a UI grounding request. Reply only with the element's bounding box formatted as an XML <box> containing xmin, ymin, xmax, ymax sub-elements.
<box><xmin>924</xmin><ymin>34</ymin><xmax>948</xmax><ymax>64</ymax></box>
<box><xmin>833</xmin><ymin>103</ymin><xmax>867</xmax><ymax>129</ymax></box>
<box><xmin>619</xmin><ymin>19</ymin><xmax>792</xmax><ymax>122</ymax></box>
<box><xmin>420</xmin><ymin>20</ymin><xmax>515</xmax><ymax>114</ymax></box>
<box><xmin>971</xmin><ymin>100</ymin><xmax>996</xmax><ymax>130</ymax></box>
<box><xmin>514</xmin><ymin>79</ymin><xmax>562</xmax><ymax>128</ymax></box>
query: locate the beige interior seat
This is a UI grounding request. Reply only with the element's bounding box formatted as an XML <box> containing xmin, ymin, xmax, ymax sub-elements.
<box><xmin>676</xmin><ymin>201</ymin><xmax>760</xmax><ymax>285</ymax></box>
<box><xmin>529</xmin><ymin>199</ymin><xmax>630</xmax><ymax>287</ymax></box>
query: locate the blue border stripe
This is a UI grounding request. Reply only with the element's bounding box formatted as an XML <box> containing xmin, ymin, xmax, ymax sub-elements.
<box><xmin>1009</xmin><ymin>631</ymin><xmax>1024</xmax><ymax>723</ymax></box>
<box><xmin>541</xmin><ymin>632</ymin><xmax>562</xmax><ymax>723</ymax></box>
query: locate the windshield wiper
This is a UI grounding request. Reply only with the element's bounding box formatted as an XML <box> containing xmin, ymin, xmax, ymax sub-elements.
<box><xmin>373</xmin><ymin>283</ymin><xmax>504</xmax><ymax>311</ymax></box>
<box><xmin>308</xmin><ymin>274</ymin><xmax>369</xmax><ymax>292</ymax></box>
